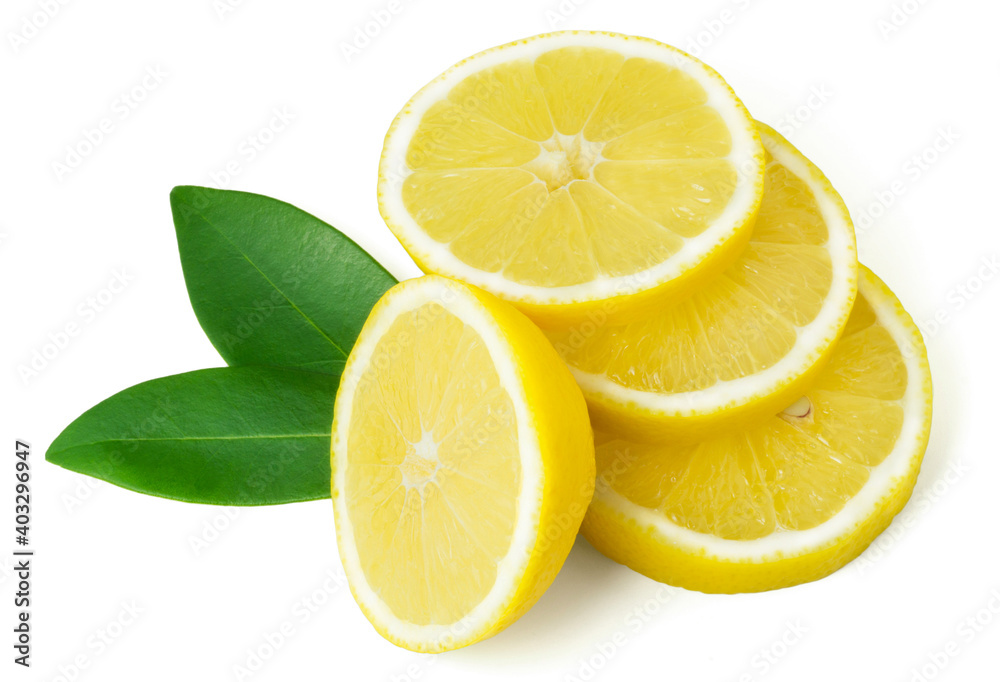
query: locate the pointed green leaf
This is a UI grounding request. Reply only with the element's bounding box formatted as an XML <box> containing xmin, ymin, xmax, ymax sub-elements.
<box><xmin>170</xmin><ymin>186</ymin><xmax>396</xmax><ymax>375</ymax></box>
<box><xmin>46</xmin><ymin>367</ymin><xmax>337</xmax><ymax>505</ymax></box>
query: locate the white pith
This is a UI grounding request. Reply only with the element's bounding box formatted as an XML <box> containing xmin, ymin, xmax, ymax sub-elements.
<box><xmin>378</xmin><ymin>31</ymin><xmax>764</xmax><ymax>305</ymax></box>
<box><xmin>594</xmin><ymin>268</ymin><xmax>931</xmax><ymax>561</ymax></box>
<box><xmin>573</xmin><ymin>125</ymin><xmax>858</xmax><ymax>416</ymax></box>
<box><xmin>331</xmin><ymin>277</ymin><xmax>543</xmax><ymax>649</ymax></box>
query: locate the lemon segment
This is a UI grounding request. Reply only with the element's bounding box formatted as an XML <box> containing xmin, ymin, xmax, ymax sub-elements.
<box><xmin>547</xmin><ymin>123</ymin><xmax>858</xmax><ymax>441</ymax></box>
<box><xmin>332</xmin><ymin>275</ymin><xmax>594</xmax><ymax>652</ymax></box>
<box><xmin>379</xmin><ymin>31</ymin><xmax>765</xmax><ymax>325</ymax></box>
<box><xmin>582</xmin><ymin>266</ymin><xmax>933</xmax><ymax>593</ymax></box>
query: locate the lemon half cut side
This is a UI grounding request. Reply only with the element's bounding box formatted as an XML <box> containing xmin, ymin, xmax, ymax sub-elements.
<box><xmin>332</xmin><ymin>275</ymin><xmax>594</xmax><ymax>651</ymax></box>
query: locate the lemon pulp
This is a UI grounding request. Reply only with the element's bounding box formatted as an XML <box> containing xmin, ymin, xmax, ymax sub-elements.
<box><xmin>379</xmin><ymin>32</ymin><xmax>764</xmax><ymax>322</ymax></box>
<box><xmin>582</xmin><ymin>266</ymin><xmax>932</xmax><ymax>592</ymax></box>
<box><xmin>547</xmin><ymin>123</ymin><xmax>858</xmax><ymax>440</ymax></box>
<box><xmin>345</xmin><ymin>301</ymin><xmax>521</xmax><ymax>623</ymax></box>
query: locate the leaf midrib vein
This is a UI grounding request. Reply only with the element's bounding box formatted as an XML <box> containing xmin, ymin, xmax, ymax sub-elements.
<box><xmin>186</xmin><ymin>201</ymin><xmax>349</xmax><ymax>358</ymax></box>
<box><xmin>53</xmin><ymin>433</ymin><xmax>330</xmax><ymax>453</ymax></box>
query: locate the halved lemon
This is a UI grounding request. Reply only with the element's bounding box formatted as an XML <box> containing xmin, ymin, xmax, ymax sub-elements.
<box><xmin>378</xmin><ymin>31</ymin><xmax>765</xmax><ymax>325</ymax></box>
<box><xmin>331</xmin><ymin>275</ymin><xmax>594</xmax><ymax>652</ymax></box>
<box><xmin>582</xmin><ymin>266</ymin><xmax>933</xmax><ymax>593</ymax></box>
<box><xmin>547</xmin><ymin>123</ymin><xmax>858</xmax><ymax>441</ymax></box>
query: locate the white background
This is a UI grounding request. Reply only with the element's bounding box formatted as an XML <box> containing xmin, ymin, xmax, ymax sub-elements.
<box><xmin>2</xmin><ymin>0</ymin><xmax>999</xmax><ymax>680</ymax></box>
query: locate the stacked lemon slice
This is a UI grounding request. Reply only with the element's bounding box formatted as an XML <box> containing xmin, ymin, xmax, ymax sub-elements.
<box><xmin>378</xmin><ymin>31</ymin><xmax>765</xmax><ymax>324</ymax></box>
<box><xmin>334</xmin><ymin>30</ymin><xmax>933</xmax><ymax>652</ymax></box>
<box><xmin>546</xmin><ymin>123</ymin><xmax>858</xmax><ymax>441</ymax></box>
<box><xmin>583</xmin><ymin>266</ymin><xmax>931</xmax><ymax>593</ymax></box>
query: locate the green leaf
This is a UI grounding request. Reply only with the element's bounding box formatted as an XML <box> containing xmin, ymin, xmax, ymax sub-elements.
<box><xmin>170</xmin><ymin>186</ymin><xmax>396</xmax><ymax>376</ymax></box>
<box><xmin>46</xmin><ymin>367</ymin><xmax>337</xmax><ymax>505</ymax></box>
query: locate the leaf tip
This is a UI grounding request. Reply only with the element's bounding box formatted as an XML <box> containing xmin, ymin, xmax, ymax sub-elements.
<box><xmin>44</xmin><ymin>441</ymin><xmax>67</xmax><ymax>467</ymax></box>
<box><xmin>170</xmin><ymin>184</ymin><xmax>203</xmax><ymax>207</ymax></box>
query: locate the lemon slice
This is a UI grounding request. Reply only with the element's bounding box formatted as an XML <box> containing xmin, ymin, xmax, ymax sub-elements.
<box><xmin>582</xmin><ymin>266</ymin><xmax>933</xmax><ymax>593</ymax></box>
<box><xmin>547</xmin><ymin>123</ymin><xmax>858</xmax><ymax>441</ymax></box>
<box><xmin>331</xmin><ymin>275</ymin><xmax>594</xmax><ymax>652</ymax></box>
<box><xmin>378</xmin><ymin>31</ymin><xmax>765</xmax><ymax>325</ymax></box>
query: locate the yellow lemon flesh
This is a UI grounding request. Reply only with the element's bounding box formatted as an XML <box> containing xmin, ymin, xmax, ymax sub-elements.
<box><xmin>548</xmin><ymin>123</ymin><xmax>858</xmax><ymax>442</ymax></box>
<box><xmin>332</xmin><ymin>275</ymin><xmax>594</xmax><ymax>651</ymax></box>
<box><xmin>582</xmin><ymin>266</ymin><xmax>932</xmax><ymax>593</ymax></box>
<box><xmin>378</xmin><ymin>31</ymin><xmax>765</xmax><ymax>325</ymax></box>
